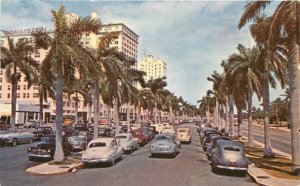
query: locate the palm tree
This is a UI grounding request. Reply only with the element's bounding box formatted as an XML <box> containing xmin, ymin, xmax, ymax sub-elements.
<box><xmin>227</xmin><ymin>44</ymin><xmax>262</xmax><ymax>147</ymax></box>
<box><xmin>32</xmin><ymin>5</ymin><xmax>101</xmax><ymax>162</ymax></box>
<box><xmin>0</xmin><ymin>37</ymin><xmax>39</xmax><ymax>130</ymax></box>
<box><xmin>239</xmin><ymin>1</ymin><xmax>300</xmax><ymax>174</ymax></box>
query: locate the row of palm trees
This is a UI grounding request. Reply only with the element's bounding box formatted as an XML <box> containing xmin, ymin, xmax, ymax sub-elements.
<box><xmin>0</xmin><ymin>5</ymin><xmax>199</xmax><ymax>163</ymax></box>
<box><xmin>198</xmin><ymin>1</ymin><xmax>299</xmax><ymax>175</ymax></box>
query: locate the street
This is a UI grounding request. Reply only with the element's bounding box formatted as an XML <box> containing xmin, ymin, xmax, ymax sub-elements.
<box><xmin>0</xmin><ymin>124</ymin><xmax>255</xmax><ymax>186</ymax></box>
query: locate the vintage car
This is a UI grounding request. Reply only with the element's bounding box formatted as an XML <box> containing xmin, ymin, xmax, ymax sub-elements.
<box><xmin>32</xmin><ymin>126</ymin><xmax>54</xmax><ymax>141</ymax></box>
<box><xmin>206</xmin><ymin>136</ymin><xmax>231</xmax><ymax>160</ymax></box>
<box><xmin>74</xmin><ymin>124</ymin><xmax>89</xmax><ymax>131</ymax></box>
<box><xmin>162</xmin><ymin>125</ymin><xmax>175</xmax><ymax>135</ymax></box>
<box><xmin>176</xmin><ymin>127</ymin><xmax>191</xmax><ymax>144</ymax></box>
<box><xmin>0</xmin><ymin>129</ymin><xmax>34</xmax><ymax>146</ymax></box>
<box><xmin>211</xmin><ymin>140</ymin><xmax>249</xmax><ymax>173</ymax></box>
<box><xmin>62</xmin><ymin>125</ymin><xmax>74</xmax><ymax>137</ymax></box>
<box><xmin>202</xmin><ymin>132</ymin><xmax>222</xmax><ymax>151</ymax></box>
<box><xmin>114</xmin><ymin>133</ymin><xmax>139</xmax><ymax>154</ymax></box>
<box><xmin>81</xmin><ymin>138</ymin><xmax>124</xmax><ymax>166</ymax></box>
<box><xmin>149</xmin><ymin>134</ymin><xmax>180</xmax><ymax>158</ymax></box>
<box><xmin>173</xmin><ymin>120</ymin><xmax>180</xmax><ymax>125</ymax></box>
<box><xmin>99</xmin><ymin>127</ymin><xmax>113</xmax><ymax>137</ymax></box>
<box><xmin>27</xmin><ymin>135</ymin><xmax>73</xmax><ymax>161</ymax></box>
<box><xmin>68</xmin><ymin>131</ymin><xmax>93</xmax><ymax>151</ymax></box>
<box><xmin>130</xmin><ymin>129</ymin><xmax>148</xmax><ymax>146</ymax></box>
<box><xmin>24</xmin><ymin>120</ymin><xmax>38</xmax><ymax>128</ymax></box>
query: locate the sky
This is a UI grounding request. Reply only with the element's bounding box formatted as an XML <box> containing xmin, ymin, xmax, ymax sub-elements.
<box><xmin>0</xmin><ymin>0</ymin><xmax>284</xmax><ymax>107</ymax></box>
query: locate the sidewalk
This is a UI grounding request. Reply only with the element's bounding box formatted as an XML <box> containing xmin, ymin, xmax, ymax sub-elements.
<box><xmin>244</xmin><ymin>137</ymin><xmax>299</xmax><ymax>186</ymax></box>
<box><xmin>26</xmin><ymin>153</ymin><xmax>83</xmax><ymax>175</ymax></box>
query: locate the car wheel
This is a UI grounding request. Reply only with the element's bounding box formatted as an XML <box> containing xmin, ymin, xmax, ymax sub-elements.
<box><xmin>28</xmin><ymin>156</ymin><xmax>35</xmax><ymax>161</ymax></box>
<box><xmin>11</xmin><ymin>139</ymin><xmax>17</xmax><ymax>146</ymax></box>
<box><xmin>130</xmin><ymin>147</ymin><xmax>134</xmax><ymax>153</ymax></box>
<box><xmin>111</xmin><ymin>159</ymin><xmax>115</xmax><ymax>166</ymax></box>
<box><xmin>172</xmin><ymin>152</ymin><xmax>176</xmax><ymax>158</ymax></box>
<box><xmin>28</xmin><ymin>138</ymin><xmax>33</xmax><ymax>144</ymax></box>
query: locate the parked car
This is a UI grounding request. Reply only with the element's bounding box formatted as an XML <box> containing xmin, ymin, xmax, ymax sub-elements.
<box><xmin>176</xmin><ymin>127</ymin><xmax>191</xmax><ymax>144</ymax></box>
<box><xmin>68</xmin><ymin>131</ymin><xmax>93</xmax><ymax>151</ymax></box>
<box><xmin>162</xmin><ymin>125</ymin><xmax>175</xmax><ymax>135</ymax></box>
<box><xmin>99</xmin><ymin>127</ymin><xmax>113</xmax><ymax>137</ymax></box>
<box><xmin>24</xmin><ymin>120</ymin><xmax>38</xmax><ymax>128</ymax></box>
<box><xmin>27</xmin><ymin>135</ymin><xmax>73</xmax><ymax>161</ymax></box>
<box><xmin>62</xmin><ymin>125</ymin><xmax>74</xmax><ymax>137</ymax></box>
<box><xmin>130</xmin><ymin>129</ymin><xmax>148</xmax><ymax>146</ymax></box>
<box><xmin>81</xmin><ymin>138</ymin><xmax>124</xmax><ymax>166</ymax></box>
<box><xmin>199</xmin><ymin>128</ymin><xmax>217</xmax><ymax>142</ymax></box>
<box><xmin>202</xmin><ymin>132</ymin><xmax>222</xmax><ymax>151</ymax></box>
<box><xmin>74</xmin><ymin>124</ymin><xmax>89</xmax><ymax>131</ymax></box>
<box><xmin>211</xmin><ymin>140</ymin><xmax>249</xmax><ymax>173</ymax></box>
<box><xmin>173</xmin><ymin>120</ymin><xmax>180</xmax><ymax>125</ymax></box>
<box><xmin>149</xmin><ymin>134</ymin><xmax>180</xmax><ymax>158</ymax></box>
<box><xmin>0</xmin><ymin>129</ymin><xmax>34</xmax><ymax>146</ymax></box>
<box><xmin>206</xmin><ymin>136</ymin><xmax>231</xmax><ymax>160</ymax></box>
<box><xmin>115</xmin><ymin>133</ymin><xmax>139</xmax><ymax>154</ymax></box>
<box><xmin>32</xmin><ymin>126</ymin><xmax>54</xmax><ymax>141</ymax></box>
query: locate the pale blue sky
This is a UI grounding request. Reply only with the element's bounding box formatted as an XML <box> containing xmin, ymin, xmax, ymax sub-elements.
<box><xmin>0</xmin><ymin>0</ymin><xmax>284</xmax><ymax>106</ymax></box>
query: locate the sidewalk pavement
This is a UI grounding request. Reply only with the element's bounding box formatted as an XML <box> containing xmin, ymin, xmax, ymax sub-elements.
<box><xmin>26</xmin><ymin>153</ymin><xmax>84</xmax><ymax>175</ymax></box>
<box><xmin>244</xmin><ymin>137</ymin><xmax>300</xmax><ymax>186</ymax></box>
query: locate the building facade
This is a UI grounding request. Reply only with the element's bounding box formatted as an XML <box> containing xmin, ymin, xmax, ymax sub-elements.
<box><xmin>0</xmin><ymin>12</ymin><xmax>139</xmax><ymax>124</ymax></box>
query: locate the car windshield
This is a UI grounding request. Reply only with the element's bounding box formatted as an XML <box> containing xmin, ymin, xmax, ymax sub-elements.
<box><xmin>115</xmin><ymin>136</ymin><xmax>127</xmax><ymax>139</ymax></box>
<box><xmin>41</xmin><ymin>137</ymin><xmax>55</xmax><ymax>143</ymax></box>
<box><xmin>73</xmin><ymin>132</ymin><xmax>87</xmax><ymax>137</ymax></box>
<box><xmin>224</xmin><ymin>146</ymin><xmax>241</xmax><ymax>152</ymax></box>
<box><xmin>89</xmin><ymin>142</ymin><xmax>106</xmax><ymax>148</ymax></box>
<box><xmin>154</xmin><ymin>136</ymin><xmax>170</xmax><ymax>141</ymax></box>
<box><xmin>178</xmin><ymin>130</ymin><xmax>187</xmax><ymax>132</ymax></box>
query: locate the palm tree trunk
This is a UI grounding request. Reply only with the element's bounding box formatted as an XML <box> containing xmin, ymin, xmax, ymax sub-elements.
<box><xmin>10</xmin><ymin>71</ymin><xmax>18</xmax><ymax>130</ymax></box>
<box><xmin>54</xmin><ymin>73</ymin><xmax>64</xmax><ymax>163</ymax></box>
<box><xmin>93</xmin><ymin>81</ymin><xmax>99</xmax><ymax>139</ymax></box>
<box><xmin>262</xmin><ymin>74</ymin><xmax>273</xmax><ymax>157</ymax></box>
<box><xmin>74</xmin><ymin>93</ymin><xmax>78</xmax><ymax>124</ymax></box>
<box><xmin>106</xmin><ymin>104</ymin><xmax>110</xmax><ymax>125</ymax></box>
<box><xmin>229</xmin><ymin>95</ymin><xmax>234</xmax><ymax>137</ymax></box>
<box><xmin>169</xmin><ymin>106</ymin><xmax>173</xmax><ymax>124</ymax></box>
<box><xmin>288</xmin><ymin>43</ymin><xmax>300</xmax><ymax>175</ymax></box>
<box><xmin>126</xmin><ymin>102</ymin><xmax>130</xmax><ymax>132</ymax></box>
<box><xmin>248</xmin><ymin>92</ymin><xmax>253</xmax><ymax>147</ymax></box>
<box><xmin>137</xmin><ymin>99</ymin><xmax>141</xmax><ymax>127</ymax></box>
<box><xmin>114</xmin><ymin>99</ymin><xmax>120</xmax><ymax>135</ymax></box>
<box><xmin>225</xmin><ymin>103</ymin><xmax>228</xmax><ymax>133</ymax></box>
<box><xmin>39</xmin><ymin>87</ymin><xmax>43</xmax><ymax>126</ymax></box>
<box><xmin>88</xmin><ymin>101</ymin><xmax>92</xmax><ymax>124</ymax></box>
<box><xmin>154</xmin><ymin>102</ymin><xmax>157</xmax><ymax>124</ymax></box>
<box><xmin>237</xmin><ymin>104</ymin><xmax>242</xmax><ymax>141</ymax></box>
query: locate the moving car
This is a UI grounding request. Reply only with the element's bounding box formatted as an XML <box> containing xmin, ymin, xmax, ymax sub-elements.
<box><xmin>32</xmin><ymin>126</ymin><xmax>54</xmax><ymax>141</ymax></box>
<box><xmin>81</xmin><ymin>138</ymin><xmax>124</xmax><ymax>166</ymax></box>
<box><xmin>68</xmin><ymin>131</ymin><xmax>93</xmax><ymax>151</ymax></box>
<box><xmin>115</xmin><ymin>133</ymin><xmax>139</xmax><ymax>153</ymax></box>
<box><xmin>162</xmin><ymin>125</ymin><xmax>175</xmax><ymax>135</ymax></box>
<box><xmin>27</xmin><ymin>135</ymin><xmax>73</xmax><ymax>161</ymax></box>
<box><xmin>130</xmin><ymin>129</ymin><xmax>148</xmax><ymax>146</ymax></box>
<box><xmin>211</xmin><ymin>140</ymin><xmax>249</xmax><ymax>173</ymax></box>
<box><xmin>0</xmin><ymin>129</ymin><xmax>34</xmax><ymax>146</ymax></box>
<box><xmin>149</xmin><ymin>134</ymin><xmax>180</xmax><ymax>158</ymax></box>
<box><xmin>176</xmin><ymin>127</ymin><xmax>191</xmax><ymax>144</ymax></box>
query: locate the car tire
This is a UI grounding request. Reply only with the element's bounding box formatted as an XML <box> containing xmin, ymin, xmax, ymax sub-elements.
<box><xmin>11</xmin><ymin>139</ymin><xmax>17</xmax><ymax>146</ymax></box>
<box><xmin>172</xmin><ymin>152</ymin><xmax>176</xmax><ymax>158</ymax></box>
<box><xmin>28</xmin><ymin>139</ymin><xmax>33</xmax><ymax>144</ymax></box>
<box><xmin>28</xmin><ymin>156</ymin><xmax>35</xmax><ymax>161</ymax></box>
<box><xmin>111</xmin><ymin>159</ymin><xmax>115</xmax><ymax>166</ymax></box>
<box><xmin>149</xmin><ymin>153</ymin><xmax>153</xmax><ymax>158</ymax></box>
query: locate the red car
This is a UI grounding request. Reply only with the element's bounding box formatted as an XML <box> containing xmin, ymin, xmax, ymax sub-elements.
<box><xmin>173</xmin><ymin>120</ymin><xmax>180</xmax><ymax>125</ymax></box>
<box><xmin>130</xmin><ymin>129</ymin><xmax>148</xmax><ymax>146</ymax></box>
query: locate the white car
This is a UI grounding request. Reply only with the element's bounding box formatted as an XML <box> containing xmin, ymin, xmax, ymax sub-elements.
<box><xmin>152</xmin><ymin>124</ymin><xmax>164</xmax><ymax>134</ymax></box>
<box><xmin>81</xmin><ymin>138</ymin><xmax>124</xmax><ymax>166</ymax></box>
<box><xmin>162</xmin><ymin>125</ymin><xmax>175</xmax><ymax>135</ymax></box>
<box><xmin>176</xmin><ymin>127</ymin><xmax>192</xmax><ymax>144</ymax></box>
<box><xmin>115</xmin><ymin>133</ymin><xmax>139</xmax><ymax>153</ymax></box>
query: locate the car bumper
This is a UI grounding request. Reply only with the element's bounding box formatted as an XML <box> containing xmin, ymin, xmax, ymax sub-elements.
<box><xmin>178</xmin><ymin>138</ymin><xmax>191</xmax><ymax>142</ymax></box>
<box><xmin>82</xmin><ymin>157</ymin><xmax>113</xmax><ymax>164</ymax></box>
<box><xmin>216</xmin><ymin>165</ymin><xmax>248</xmax><ymax>171</ymax></box>
<box><xmin>28</xmin><ymin>153</ymin><xmax>52</xmax><ymax>158</ymax></box>
<box><xmin>151</xmin><ymin>149</ymin><xmax>175</xmax><ymax>155</ymax></box>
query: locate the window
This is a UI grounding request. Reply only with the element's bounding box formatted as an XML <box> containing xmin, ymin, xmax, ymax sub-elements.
<box><xmin>23</xmin><ymin>93</ymin><xmax>26</xmax><ymax>98</ymax></box>
<box><xmin>7</xmin><ymin>93</ymin><xmax>10</xmax><ymax>98</ymax></box>
<box><xmin>0</xmin><ymin>86</ymin><xmax>1</xmax><ymax>91</ymax></box>
<box><xmin>17</xmin><ymin>85</ymin><xmax>20</xmax><ymax>90</ymax></box>
<box><xmin>27</xmin><ymin>93</ymin><xmax>30</xmax><ymax>98</ymax></box>
<box><xmin>17</xmin><ymin>93</ymin><xmax>20</xmax><ymax>98</ymax></box>
<box><xmin>0</xmin><ymin>93</ymin><xmax>1</xmax><ymax>99</ymax></box>
<box><xmin>85</xmin><ymin>41</ymin><xmax>89</xmax><ymax>45</ymax></box>
<box><xmin>115</xmin><ymin>41</ymin><xmax>118</xmax><ymax>44</ymax></box>
<box><xmin>8</xmin><ymin>85</ymin><xmax>10</xmax><ymax>90</ymax></box>
<box><xmin>0</xmin><ymin>78</ymin><xmax>2</xmax><ymax>82</ymax></box>
<box><xmin>23</xmin><ymin>85</ymin><xmax>26</xmax><ymax>90</ymax></box>
<box><xmin>33</xmin><ymin>86</ymin><xmax>39</xmax><ymax>90</ymax></box>
<box><xmin>85</xmin><ymin>33</ymin><xmax>89</xmax><ymax>36</ymax></box>
<box><xmin>33</xmin><ymin>93</ymin><xmax>39</xmax><ymax>98</ymax></box>
<box><xmin>0</xmin><ymin>70</ymin><xmax>2</xmax><ymax>75</ymax></box>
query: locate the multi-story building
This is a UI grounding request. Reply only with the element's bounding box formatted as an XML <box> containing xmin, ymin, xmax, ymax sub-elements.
<box><xmin>137</xmin><ymin>54</ymin><xmax>167</xmax><ymax>84</ymax></box>
<box><xmin>0</xmin><ymin>12</ymin><xmax>139</xmax><ymax>124</ymax></box>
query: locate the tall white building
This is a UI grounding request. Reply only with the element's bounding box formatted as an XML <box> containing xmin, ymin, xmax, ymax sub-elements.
<box><xmin>137</xmin><ymin>55</ymin><xmax>167</xmax><ymax>83</ymax></box>
<box><xmin>0</xmin><ymin>12</ymin><xmax>139</xmax><ymax>124</ymax></box>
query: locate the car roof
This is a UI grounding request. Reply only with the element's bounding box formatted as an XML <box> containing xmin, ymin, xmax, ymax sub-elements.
<box><xmin>115</xmin><ymin>133</ymin><xmax>131</xmax><ymax>137</ymax></box>
<box><xmin>217</xmin><ymin>140</ymin><xmax>243</xmax><ymax>149</ymax></box>
<box><xmin>89</xmin><ymin>138</ymin><xmax>114</xmax><ymax>143</ymax></box>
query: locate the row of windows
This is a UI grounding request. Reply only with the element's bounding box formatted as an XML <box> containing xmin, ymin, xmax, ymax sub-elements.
<box><xmin>1</xmin><ymin>84</ymin><xmax>38</xmax><ymax>91</ymax></box>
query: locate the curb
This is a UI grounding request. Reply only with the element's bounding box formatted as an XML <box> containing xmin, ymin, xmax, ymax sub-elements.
<box><xmin>26</xmin><ymin>162</ymin><xmax>84</xmax><ymax>175</ymax></box>
<box><xmin>247</xmin><ymin>165</ymin><xmax>269</xmax><ymax>186</ymax></box>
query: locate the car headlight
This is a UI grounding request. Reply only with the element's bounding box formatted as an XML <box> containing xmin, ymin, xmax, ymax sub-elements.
<box><xmin>28</xmin><ymin>147</ymin><xmax>32</xmax><ymax>152</ymax></box>
<box><xmin>47</xmin><ymin>149</ymin><xmax>51</xmax><ymax>153</ymax></box>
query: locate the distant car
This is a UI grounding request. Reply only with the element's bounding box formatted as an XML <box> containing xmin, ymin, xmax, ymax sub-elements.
<box><xmin>32</xmin><ymin>126</ymin><xmax>54</xmax><ymax>141</ymax></box>
<box><xmin>81</xmin><ymin>138</ymin><xmax>124</xmax><ymax>166</ymax></box>
<box><xmin>0</xmin><ymin>129</ymin><xmax>34</xmax><ymax>146</ymax></box>
<box><xmin>0</xmin><ymin>122</ymin><xmax>10</xmax><ymax>130</ymax></box>
<box><xmin>173</xmin><ymin>120</ymin><xmax>180</xmax><ymax>125</ymax></box>
<box><xmin>202</xmin><ymin>132</ymin><xmax>222</xmax><ymax>151</ymax></box>
<box><xmin>211</xmin><ymin>140</ymin><xmax>249</xmax><ymax>173</ymax></box>
<box><xmin>99</xmin><ymin>127</ymin><xmax>113</xmax><ymax>137</ymax></box>
<box><xmin>62</xmin><ymin>125</ymin><xmax>74</xmax><ymax>137</ymax></box>
<box><xmin>162</xmin><ymin>125</ymin><xmax>175</xmax><ymax>135</ymax></box>
<box><xmin>68</xmin><ymin>131</ymin><xmax>93</xmax><ymax>151</ymax></box>
<box><xmin>115</xmin><ymin>133</ymin><xmax>139</xmax><ymax>153</ymax></box>
<box><xmin>176</xmin><ymin>127</ymin><xmax>191</xmax><ymax>144</ymax></box>
<box><xmin>130</xmin><ymin>129</ymin><xmax>148</xmax><ymax>146</ymax></box>
<box><xmin>206</xmin><ymin>136</ymin><xmax>231</xmax><ymax>160</ymax></box>
<box><xmin>74</xmin><ymin>124</ymin><xmax>89</xmax><ymax>131</ymax></box>
<box><xmin>27</xmin><ymin>135</ymin><xmax>73</xmax><ymax>161</ymax></box>
<box><xmin>149</xmin><ymin>134</ymin><xmax>180</xmax><ymax>158</ymax></box>
<box><xmin>24</xmin><ymin>121</ymin><xmax>38</xmax><ymax>128</ymax></box>
<box><xmin>199</xmin><ymin>128</ymin><xmax>217</xmax><ymax>142</ymax></box>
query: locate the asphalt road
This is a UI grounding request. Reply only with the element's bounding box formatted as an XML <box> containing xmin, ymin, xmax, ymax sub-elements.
<box><xmin>238</xmin><ymin>123</ymin><xmax>291</xmax><ymax>154</ymax></box>
<box><xmin>0</xmin><ymin>124</ymin><xmax>255</xmax><ymax>186</ymax></box>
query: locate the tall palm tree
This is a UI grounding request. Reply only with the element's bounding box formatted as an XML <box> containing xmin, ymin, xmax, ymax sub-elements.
<box><xmin>227</xmin><ymin>44</ymin><xmax>262</xmax><ymax>147</ymax></box>
<box><xmin>32</xmin><ymin>5</ymin><xmax>101</xmax><ymax>162</ymax></box>
<box><xmin>0</xmin><ymin>37</ymin><xmax>39</xmax><ymax>130</ymax></box>
<box><xmin>239</xmin><ymin>1</ymin><xmax>300</xmax><ymax>174</ymax></box>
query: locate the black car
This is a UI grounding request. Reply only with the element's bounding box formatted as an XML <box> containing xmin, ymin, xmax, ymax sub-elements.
<box><xmin>99</xmin><ymin>127</ymin><xmax>113</xmax><ymax>137</ymax></box>
<box><xmin>62</xmin><ymin>125</ymin><xmax>74</xmax><ymax>137</ymax></box>
<box><xmin>32</xmin><ymin>126</ymin><xmax>54</xmax><ymax>141</ymax></box>
<box><xmin>74</xmin><ymin>124</ymin><xmax>89</xmax><ymax>131</ymax></box>
<box><xmin>27</xmin><ymin>135</ymin><xmax>73</xmax><ymax>161</ymax></box>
